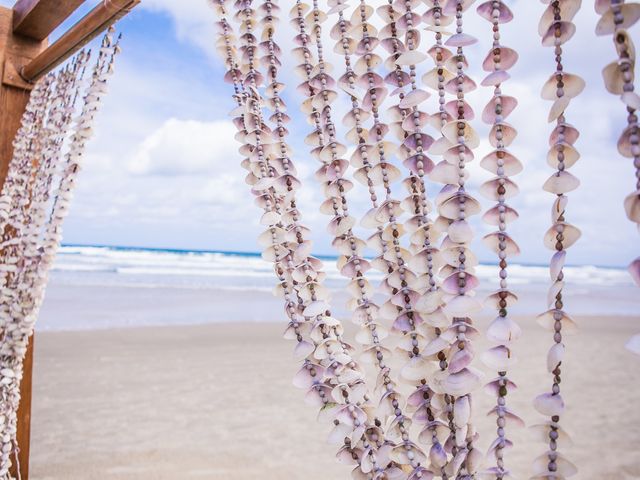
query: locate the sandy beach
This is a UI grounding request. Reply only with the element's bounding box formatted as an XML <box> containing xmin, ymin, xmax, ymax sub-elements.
<box><xmin>30</xmin><ymin>313</ymin><xmax>640</xmax><ymax>479</ymax></box>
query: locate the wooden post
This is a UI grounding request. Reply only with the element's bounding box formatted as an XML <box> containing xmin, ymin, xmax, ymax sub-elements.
<box><xmin>0</xmin><ymin>2</ymin><xmax>139</xmax><ymax>478</ymax></box>
<box><xmin>0</xmin><ymin>7</ymin><xmax>46</xmax><ymax>478</ymax></box>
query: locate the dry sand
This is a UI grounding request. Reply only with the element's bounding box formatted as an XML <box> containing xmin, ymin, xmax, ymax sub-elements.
<box><xmin>30</xmin><ymin>316</ymin><xmax>640</xmax><ymax>479</ymax></box>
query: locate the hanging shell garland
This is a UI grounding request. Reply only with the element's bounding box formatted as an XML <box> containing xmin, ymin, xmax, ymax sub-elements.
<box><xmin>532</xmin><ymin>1</ymin><xmax>583</xmax><ymax>479</ymax></box>
<box><xmin>0</xmin><ymin>29</ymin><xmax>121</xmax><ymax>478</ymax></box>
<box><xmin>477</xmin><ymin>1</ymin><xmax>522</xmax><ymax>478</ymax></box>
<box><xmin>595</xmin><ymin>1</ymin><xmax>640</xmax><ymax>354</ymax></box>
<box><xmin>212</xmin><ymin>0</ymin><xmax>639</xmax><ymax>478</ymax></box>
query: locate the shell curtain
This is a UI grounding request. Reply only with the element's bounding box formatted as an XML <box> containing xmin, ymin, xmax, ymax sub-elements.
<box><xmin>212</xmin><ymin>0</ymin><xmax>639</xmax><ymax>479</ymax></box>
<box><xmin>0</xmin><ymin>30</ymin><xmax>121</xmax><ymax>478</ymax></box>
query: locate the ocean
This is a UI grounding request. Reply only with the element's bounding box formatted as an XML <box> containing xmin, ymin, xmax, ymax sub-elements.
<box><xmin>36</xmin><ymin>245</ymin><xmax>639</xmax><ymax>330</ymax></box>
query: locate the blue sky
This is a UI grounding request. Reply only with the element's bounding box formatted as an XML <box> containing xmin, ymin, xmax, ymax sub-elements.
<box><xmin>0</xmin><ymin>1</ymin><xmax>637</xmax><ymax>267</ymax></box>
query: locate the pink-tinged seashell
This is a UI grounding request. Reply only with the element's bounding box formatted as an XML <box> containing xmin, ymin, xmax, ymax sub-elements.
<box><xmin>483</xmin><ymin>232</ymin><xmax>520</xmax><ymax>257</ymax></box>
<box><xmin>389</xmin><ymin>441</ymin><xmax>427</xmax><ymax>466</ymax></box>
<box><xmin>485</xmin><ymin>289</ymin><xmax>519</xmax><ymax>310</ymax></box>
<box><xmin>401</xmin><ymin>355</ymin><xmax>435</xmax><ymax>382</ymax></box>
<box><xmin>415</xmin><ymin>289</ymin><xmax>444</xmax><ymax>314</ymax></box>
<box><xmin>422</xmin><ymin>67</ymin><xmax>456</xmax><ymax>90</ymax></box>
<box><xmin>465</xmin><ymin>447</ymin><xmax>484</xmax><ymax>474</ymax></box>
<box><xmin>487</xmin><ymin>436</ymin><xmax>514</xmax><ymax>457</ymax></box>
<box><xmin>477</xmin><ymin>0</ymin><xmax>514</xmax><ymax>22</ymax></box>
<box><xmin>482</xmin><ymin>204</ymin><xmax>519</xmax><ymax>226</ymax></box>
<box><xmin>549</xmin><ymin>96</ymin><xmax>571</xmax><ymax>122</ymax></box>
<box><xmin>547</xmin><ymin>142</ymin><xmax>580</xmax><ymax>169</ymax></box>
<box><xmin>482</xmin><ymin>45</ymin><xmax>519</xmax><ymax>72</ymax></box>
<box><xmin>442</xmin><ymin>120</ymin><xmax>480</xmax><ymax>149</ymax></box>
<box><xmin>543</xmin><ymin>171</ymin><xmax>580</xmax><ymax>194</ymax></box>
<box><xmin>547</xmin><ymin>280</ymin><xmax>564</xmax><ymax>307</ymax></box>
<box><xmin>595</xmin><ymin>0</ymin><xmax>612</xmax><ymax>14</ymax></box>
<box><xmin>542</xmin><ymin>21</ymin><xmax>577</xmax><ymax>47</ymax></box>
<box><xmin>443</xmin><ymin>295</ymin><xmax>483</xmax><ymax>317</ymax></box>
<box><xmin>539</xmin><ymin>0</ymin><xmax>581</xmax><ymax>36</ymax></box>
<box><xmin>408</xmin><ymin>467</ymin><xmax>433</xmax><ymax>480</ymax></box>
<box><xmin>442</xmin><ymin>0</ymin><xmax>476</xmax><ymax>15</ymax></box>
<box><xmin>443</xmin><ymin>143</ymin><xmax>475</xmax><ymax>165</ymax></box>
<box><xmin>489</xmin><ymin>122</ymin><xmax>518</xmax><ymax>147</ymax></box>
<box><xmin>425</xmin><ymin>308</ymin><xmax>451</xmax><ymax>328</ymax></box>
<box><xmin>453</xmin><ymin>395</ymin><xmax>471</xmax><ymax>428</ymax></box>
<box><xmin>486</xmin><ymin>316</ymin><xmax>522</xmax><ymax>345</ymax></box>
<box><xmin>442</xmin><ymin>271</ymin><xmax>479</xmax><ymax>295</ymax></box>
<box><xmin>541</xmin><ymin>72</ymin><xmax>585</xmax><ymax>100</ymax></box>
<box><xmin>447</xmin><ymin>219</ymin><xmax>475</xmax><ymax>244</ymax></box>
<box><xmin>444</xmin><ymin>99</ymin><xmax>475</xmax><ymax>121</ymax></box>
<box><xmin>327</xmin><ymin>214</ymin><xmax>355</xmax><ymax>237</ymax></box>
<box><xmin>602</xmin><ymin>61</ymin><xmax>630</xmax><ymax>95</ymax></box>
<box><xmin>362</xmin><ymin>87</ymin><xmax>388</xmax><ymax>112</ymax></box>
<box><xmin>480</xmin><ymin>149</ymin><xmax>523</xmax><ymax>176</ymax></box>
<box><xmin>547</xmin><ymin>342</ymin><xmax>565</xmax><ymax>373</ymax></box>
<box><xmin>551</xmin><ymin>195</ymin><xmax>569</xmax><ymax>223</ymax></box>
<box><xmin>537</xmin><ymin>309</ymin><xmax>579</xmax><ymax>334</ymax></box>
<box><xmin>404</xmin><ymin>153</ymin><xmax>435</xmax><ymax>176</ymax></box>
<box><xmin>429</xmin><ymin>136</ymin><xmax>454</xmax><ymax>155</ymax></box>
<box><xmin>596</xmin><ymin>3</ymin><xmax>640</xmax><ymax>35</ymax></box>
<box><xmin>628</xmin><ymin>257</ymin><xmax>640</xmax><ymax>287</ymax></box>
<box><xmin>550</xmin><ymin>121</ymin><xmax>580</xmax><ymax>146</ymax></box>
<box><xmin>481</xmin><ymin>345</ymin><xmax>516</xmax><ymax>371</ymax></box>
<box><xmin>444</xmin><ymin>73</ymin><xmax>477</xmax><ymax>95</ymax></box>
<box><xmin>618</xmin><ymin>124</ymin><xmax>638</xmax><ymax>158</ymax></box>
<box><xmin>294</xmin><ymin>340</ymin><xmax>314</xmax><ymax>360</ymax></box>
<box><xmin>443</xmin><ymin>367</ymin><xmax>483</xmax><ymax>397</ymax></box>
<box><xmin>396</xmin><ymin>50</ymin><xmax>429</xmax><ymax>66</ymax></box>
<box><xmin>480</xmin><ymin>177</ymin><xmax>520</xmax><ymax>201</ymax></box>
<box><xmin>550</xmin><ymin>250</ymin><xmax>567</xmax><ymax>280</ymax></box>
<box><xmin>353</xmin><ymin>53</ymin><xmax>383</xmax><ymax>76</ymax></box>
<box><xmin>260</xmin><ymin>210</ymin><xmax>280</xmax><ymax>226</ymax></box>
<box><xmin>487</xmin><ymin>406</ymin><xmax>525</xmax><ymax>428</ymax></box>
<box><xmin>304</xmin><ymin>300</ymin><xmax>329</xmax><ymax>318</ymax></box>
<box><xmin>305</xmin><ymin>384</ymin><xmax>332</xmax><ymax>407</ymax></box>
<box><xmin>532</xmin><ymin>451</ymin><xmax>577</xmax><ymax>477</ymax></box>
<box><xmin>482</xmin><ymin>69</ymin><xmax>510</xmax><ymax>87</ymax></box>
<box><xmin>423</xmin><ymin>7</ymin><xmax>455</xmax><ymax>26</ymax></box>
<box><xmin>401</xmin><ymin>111</ymin><xmax>430</xmax><ymax>132</ymax></box>
<box><xmin>423</xmin><ymin>335</ymin><xmax>452</xmax><ymax>357</ymax></box>
<box><xmin>430</xmin><ymin>160</ymin><xmax>470</xmax><ymax>184</ymax></box>
<box><xmin>293</xmin><ymin>363</ymin><xmax>325</xmax><ymax>389</ymax></box>
<box><xmin>484</xmin><ymin>376</ymin><xmax>517</xmax><ymax>396</ymax></box>
<box><xmin>336</xmin><ymin>445</ymin><xmax>361</xmax><ymax>466</ymax></box>
<box><xmin>445</xmin><ymin>32</ymin><xmax>478</xmax><ymax>47</ymax></box>
<box><xmin>543</xmin><ymin>222</ymin><xmax>581</xmax><ymax>250</ymax></box>
<box><xmin>439</xmin><ymin>192</ymin><xmax>482</xmax><ymax>220</ymax></box>
<box><xmin>530</xmin><ymin>421</ymin><xmax>573</xmax><ymax>446</ymax></box>
<box><xmin>403</xmin><ymin>132</ymin><xmax>435</xmax><ymax>152</ymax></box>
<box><xmin>613</xmin><ymin>28</ymin><xmax>636</xmax><ymax>59</ymax></box>
<box><xmin>449</xmin><ymin>346</ymin><xmax>474</xmax><ymax>374</ymax></box>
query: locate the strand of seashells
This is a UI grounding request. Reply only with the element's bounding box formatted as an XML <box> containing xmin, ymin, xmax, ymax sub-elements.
<box><xmin>531</xmin><ymin>1</ymin><xmax>584</xmax><ymax>479</ymax></box>
<box><xmin>0</xmin><ymin>30</ymin><xmax>121</xmax><ymax>478</ymax></box>
<box><xmin>476</xmin><ymin>1</ymin><xmax>523</xmax><ymax>479</ymax></box>
<box><xmin>594</xmin><ymin>1</ymin><xmax>640</xmax><ymax>355</ymax></box>
<box><xmin>215</xmin><ymin>2</ymin><xmax>392</xmax><ymax>478</ymax></box>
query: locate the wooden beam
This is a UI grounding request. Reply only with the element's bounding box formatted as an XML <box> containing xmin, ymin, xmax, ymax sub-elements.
<box><xmin>0</xmin><ymin>7</ymin><xmax>47</xmax><ymax>479</ymax></box>
<box><xmin>21</xmin><ymin>0</ymin><xmax>139</xmax><ymax>82</ymax></box>
<box><xmin>13</xmin><ymin>0</ymin><xmax>87</xmax><ymax>41</ymax></box>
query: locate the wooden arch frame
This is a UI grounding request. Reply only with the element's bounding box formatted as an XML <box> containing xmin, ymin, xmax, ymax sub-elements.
<box><xmin>0</xmin><ymin>1</ymin><xmax>140</xmax><ymax>477</ymax></box>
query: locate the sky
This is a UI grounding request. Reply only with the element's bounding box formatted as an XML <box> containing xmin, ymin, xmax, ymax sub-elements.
<box><xmin>0</xmin><ymin>1</ymin><xmax>637</xmax><ymax>267</ymax></box>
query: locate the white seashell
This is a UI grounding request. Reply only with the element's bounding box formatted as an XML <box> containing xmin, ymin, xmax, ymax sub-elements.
<box><xmin>550</xmin><ymin>250</ymin><xmax>567</xmax><ymax>280</ymax></box>
<box><xmin>596</xmin><ymin>3</ymin><xmax>640</xmax><ymax>35</ymax></box>
<box><xmin>481</xmin><ymin>345</ymin><xmax>516</xmax><ymax>371</ymax></box>
<box><xmin>543</xmin><ymin>171</ymin><xmax>580</xmax><ymax>195</ymax></box>
<box><xmin>541</xmin><ymin>72</ymin><xmax>585</xmax><ymax>100</ymax></box>
<box><xmin>532</xmin><ymin>451</ymin><xmax>577</xmax><ymax>477</ymax></box>
<box><xmin>543</xmin><ymin>222</ymin><xmax>581</xmax><ymax>250</ymax></box>
<box><xmin>304</xmin><ymin>301</ymin><xmax>329</xmax><ymax>318</ymax></box>
<box><xmin>533</xmin><ymin>392</ymin><xmax>565</xmax><ymax>416</ymax></box>
<box><xmin>624</xmin><ymin>190</ymin><xmax>640</xmax><ymax>223</ymax></box>
<box><xmin>548</xmin><ymin>96</ymin><xmax>571</xmax><ymax>123</ymax></box>
<box><xmin>486</xmin><ymin>316</ymin><xmax>522</xmax><ymax>345</ymax></box>
<box><xmin>447</xmin><ymin>219</ymin><xmax>474</xmax><ymax>243</ymax></box>
<box><xmin>465</xmin><ymin>447</ymin><xmax>484</xmax><ymax>474</ymax></box>
<box><xmin>629</xmin><ymin>257</ymin><xmax>640</xmax><ymax>287</ymax></box>
<box><xmin>622</xmin><ymin>91</ymin><xmax>640</xmax><ymax>111</ymax></box>
<box><xmin>443</xmin><ymin>294</ymin><xmax>483</xmax><ymax>317</ymax></box>
<box><xmin>530</xmin><ymin>421</ymin><xmax>573</xmax><ymax>446</ymax></box>
<box><xmin>443</xmin><ymin>367</ymin><xmax>483</xmax><ymax>396</ymax></box>
<box><xmin>453</xmin><ymin>395</ymin><xmax>471</xmax><ymax>428</ymax></box>
<box><xmin>537</xmin><ymin>309</ymin><xmax>578</xmax><ymax>334</ymax></box>
<box><xmin>547</xmin><ymin>343</ymin><xmax>565</xmax><ymax>373</ymax></box>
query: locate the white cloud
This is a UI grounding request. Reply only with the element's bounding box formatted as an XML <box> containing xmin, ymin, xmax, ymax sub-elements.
<box><xmin>128</xmin><ymin>119</ymin><xmax>237</xmax><ymax>175</ymax></box>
